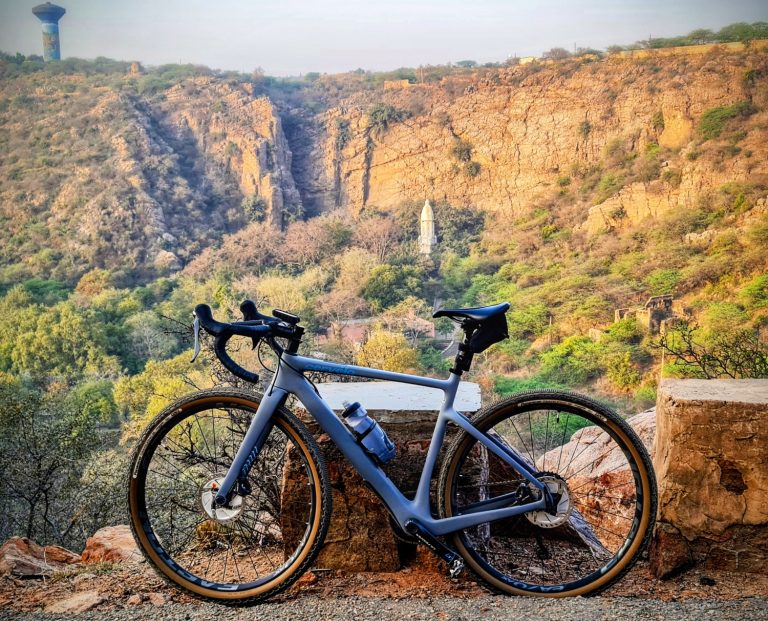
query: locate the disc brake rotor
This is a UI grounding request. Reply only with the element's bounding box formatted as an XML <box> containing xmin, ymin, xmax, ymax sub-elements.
<box><xmin>199</xmin><ymin>477</ymin><xmax>244</xmax><ymax>522</ymax></box>
<box><xmin>525</xmin><ymin>474</ymin><xmax>573</xmax><ymax>528</ymax></box>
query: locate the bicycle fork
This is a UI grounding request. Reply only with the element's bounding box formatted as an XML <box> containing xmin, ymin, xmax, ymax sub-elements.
<box><xmin>213</xmin><ymin>387</ymin><xmax>286</xmax><ymax>507</ymax></box>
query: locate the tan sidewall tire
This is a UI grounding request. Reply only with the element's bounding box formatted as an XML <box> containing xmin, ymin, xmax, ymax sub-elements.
<box><xmin>440</xmin><ymin>393</ymin><xmax>656</xmax><ymax>597</ymax></box>
<box><xmin>128</xmin><ymin>390</ymin><xmax>329</xmax><ymax>603</ymax></box>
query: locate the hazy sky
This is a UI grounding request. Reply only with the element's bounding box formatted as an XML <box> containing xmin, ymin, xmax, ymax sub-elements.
<box><xmin>1</xmin><ymin>0</ymin><xmax>766</xmax><ymax>75</ymax></box>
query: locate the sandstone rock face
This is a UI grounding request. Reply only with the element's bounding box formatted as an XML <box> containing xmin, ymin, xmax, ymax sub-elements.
<box><xmin>161</xmin><ymin>81</ymin><xmax>303</xmax><ymax>228</ymax></box>
<box><xmin>651</xmin><ymin>379</ymin><xmax>768</xmax><ymax>577</ymax></box>
<box><xmin>0</xmin><ymin>537</ymin><xmax>80</xmax><ymax>577</ymax></box>
<box><xmin>291</xmin><ymin>53</ymin><xmax>767</xmax><ymax>223</ymax></box>
<box><xmin>81</xmin><ymin>525</ymin><xmax>142</xmax><ymax>564</ymax></box>
<box><xmin>44</xmin><ymin>591</ymin><xmax>104</xmax><ymax>614</ymax></box>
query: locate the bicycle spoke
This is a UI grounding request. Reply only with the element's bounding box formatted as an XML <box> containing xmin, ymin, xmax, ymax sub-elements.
<box><xmin>446</xmin><ymin>397</ymin><xmax>654</xmax><ymax>595</ymax></box>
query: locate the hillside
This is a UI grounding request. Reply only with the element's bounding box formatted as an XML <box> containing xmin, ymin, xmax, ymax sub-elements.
<box><xmin>1</xmin><ymin>40</ymin><xmax>767</xmax><ymax>555</ymax></box>
<box><xmin>291</xmin><ymin>46</ymin><xmax>768</xmax><ymax>219</ymax></box>
<box><xmin>0</xmin><ymin>66</ymin><xmax>299</xmax><ymax>285</ymax></box>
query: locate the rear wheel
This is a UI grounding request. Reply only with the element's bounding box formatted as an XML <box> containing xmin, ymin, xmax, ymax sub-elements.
<box><xmin>438</xmin><ymin>391</ymin><xmax>656</xmax><ymax>596</ymax></box>
<box><xmin>128</xmin><ymin>389</ymin><xmax>331</xmax><ymax>604</ymax></box>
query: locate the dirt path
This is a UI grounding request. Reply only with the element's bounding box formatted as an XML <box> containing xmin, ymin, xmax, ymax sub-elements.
<box><xmin>1</xmin><ymin>552</ymin><xmax>766</xmax><ymax>617</ymax></box>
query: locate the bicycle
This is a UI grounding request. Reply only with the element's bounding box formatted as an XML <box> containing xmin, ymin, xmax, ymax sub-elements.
<box><xmin>128</xmin><ymin>299</ymin><xmax>657</xmax><ymax>603</ymax></box>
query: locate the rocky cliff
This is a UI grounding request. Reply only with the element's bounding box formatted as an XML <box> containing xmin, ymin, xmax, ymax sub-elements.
<box><xmin>0</xmin><ymin>73</ymin><xmax>299</xmax><ymax>282</ymax></box>
<box><xmin>2</xmin><ymin>47</ymin><xmax>767</xmax><ymax>284</ymax></box>
<box><xmin>286</xmin><ymin>47</ymin><xmax>768</xmax><ymax>230</ymax></box>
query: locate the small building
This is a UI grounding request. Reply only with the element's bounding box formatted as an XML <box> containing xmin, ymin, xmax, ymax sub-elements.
<box><xmin>383</xmin><ymin>79</ymin><xmax>412</xmax><ymax>90</ymax></box>
<box><xmin>519</xmin><ymin>56</ymin><xmax>537</xmax><ymax>65</ymax></box>
<box><xmin>615</xmin><ymin>295</ymin><xmax>675</xmax><ymax>334</ymax></box>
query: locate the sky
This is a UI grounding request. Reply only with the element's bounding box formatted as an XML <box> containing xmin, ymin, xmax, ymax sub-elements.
<box><xmin>0</xmin><ymin>0</ymin><xmax>766</xmax><ymax>76</ymax></box>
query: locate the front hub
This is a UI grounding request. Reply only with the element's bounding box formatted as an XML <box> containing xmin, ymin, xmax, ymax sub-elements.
<box><xmin>199</xmin><ymin>477</ymin><xmax>244</xmax><ymax>522</ymax></box>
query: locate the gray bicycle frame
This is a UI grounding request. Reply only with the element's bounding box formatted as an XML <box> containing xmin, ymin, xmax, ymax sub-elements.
<box><xmin>216</xmin><ymin>352</ymin><xmax>548</xmax><ymax>537</ymax></box>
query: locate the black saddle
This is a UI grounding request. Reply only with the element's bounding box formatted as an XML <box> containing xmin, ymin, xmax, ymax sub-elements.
<box><xmin>432</xmin><ymin>302</ymin><xmax>510</xmax><ymax>323</ymax></box>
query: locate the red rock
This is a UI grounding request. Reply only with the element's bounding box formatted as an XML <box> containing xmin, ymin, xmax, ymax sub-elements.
<box><xmin>0</xmin><ymin>537</ymin><xmax>80</xmax><ymax>578</ymax></box>
<box><xmin>81</xmin><ymin>525</ymin><xmax>141</xmax><ymax>564</ymax></box>
<box><xmin>126</xmin><ymin>594</ymin><xmax>144</xmax><ymax>606</ymax></box>
<box><xmin>147</xmin><ymin>592</ymin><xmax>166</xmax><ymax>606</ymax></box>
<box><xmin>649</xmin><ymin>523</ymin><xmax>692</xmax><ymax>579</ymax></box>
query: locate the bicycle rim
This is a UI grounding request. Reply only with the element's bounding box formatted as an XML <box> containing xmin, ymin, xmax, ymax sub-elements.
<box><xmin>128</xmin><ymin>392</ymin><xmax>327</xmax><ymax>602</ymax></box>
<box><xmin>441</xmin><ymin>393</ymin><xmax>655</xmax><ymax>596</ymax></box>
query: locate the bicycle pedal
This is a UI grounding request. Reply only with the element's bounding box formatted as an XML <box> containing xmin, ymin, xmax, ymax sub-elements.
<box><xmin>448</xmin><ymin>558</ymin><xmax>465</xmax><ymax>579</ymax></box>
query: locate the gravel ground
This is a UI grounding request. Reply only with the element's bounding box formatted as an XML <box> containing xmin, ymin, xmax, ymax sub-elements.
<box><xmin>2</xmin><ymin>595</ymin><xmax>767</xmax><ymax>621</ymax></box>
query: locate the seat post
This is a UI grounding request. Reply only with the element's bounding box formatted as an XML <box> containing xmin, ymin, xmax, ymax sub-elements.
<box><xmin>451</xmin><ymin>324</ymin><xmax>476</xmax><ymax>375</ymax></box>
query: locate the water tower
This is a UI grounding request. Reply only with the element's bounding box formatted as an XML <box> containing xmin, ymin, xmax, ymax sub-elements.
<box><xmin>32</xmin><ymin>3</ymin><xmax>66</xmax><ymax>61</ymax></box>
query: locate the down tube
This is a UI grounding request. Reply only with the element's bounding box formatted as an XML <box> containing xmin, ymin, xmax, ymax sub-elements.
<box><xmin>289</xmin><ymin>377</ymin><xmax>414</xmax><ymax>524</ymax></box>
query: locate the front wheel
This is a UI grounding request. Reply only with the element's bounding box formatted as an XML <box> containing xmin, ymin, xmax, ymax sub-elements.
<box><xmin>438</xmin><ymin>390</ymin><xmax>656</xmax><ymax>597</ymax></box>
<box><xmin>128</xmin><ymin>388</ymin><xmax>332</xmax><ymax>604</ymax></box>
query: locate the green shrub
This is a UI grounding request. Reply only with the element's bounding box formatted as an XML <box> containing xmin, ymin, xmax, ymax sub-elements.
<box><xmin>699</xmin><ymin>101</ymin><xmax>757</xmax><ymax>141</ymax></box>
<box><xmin>494</xmin><ymin>376</ymin><xmax>566</xmax><ymax>396</ymax></box>
<box><xmin>451</xmin><ymin>139</ymin><xmax>473</xmax><ymax>162</ymax></box>
<box><xmin>645</xmin><ymin>268</ymin><xmax>680</xmax><ymax>295</ymax></box>
<box><xmin>464</xmin><ymin>161</ymin><xmax>481</xmax><ymax>177</ymax></box>
<box><xmin>606</xmin><ymin>351</ymin><xmax>641</xmax><ymax>390</ymax></box>
<box><xmin>651</xmin><ymin>111</ymin><xmax>665</xmax><ymax>131</ymax></box>
<box><xmin>739</xmin><ymin>274</ymin><xmax>768</xmax><ymax>309</ymax></box>
<box><xmin>539</xmin><ymin>336</ymin><xmax>602</xmax><ymax>385</ymax></box>
<box><xmin>595</xmin><ymin>172</ymin><xmax>624</xmax><ymax>203</ymax></box>
<box><xmin>634</xmin><ymin>385</ymin><xmax>657</xmax><ymax>409</ymax></box>
<box><xmin>241</xmin><ymin>195</ymin><xmax>267</xmax><ymax>222</ymax></box>
<box><xmin>579</xmin><ymin>120</ymin><xmax>591</xmax><ymax>138</ymax></box>
<box><xmin>367</xmin><ymin>103</ymin><xmax>408</xmax><ymax>135</ymax></box>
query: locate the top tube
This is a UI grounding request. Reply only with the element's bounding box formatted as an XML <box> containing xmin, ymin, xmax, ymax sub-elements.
<box><xmin>284</xmin><ymin>352</ymin><xmax>456</xmax><ymax>392</ymax></box>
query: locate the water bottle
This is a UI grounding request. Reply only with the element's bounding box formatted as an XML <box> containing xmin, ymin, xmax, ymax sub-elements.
<box><xmin>341</xmin><ymin>401</ymin><xmax>396</xmax><ymax>465</ymax></box>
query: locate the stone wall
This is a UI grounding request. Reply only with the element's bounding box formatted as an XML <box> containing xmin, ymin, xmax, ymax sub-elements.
<box><xmin>650</xmin><ymin>379</ymin><xmax>768</xmax><ymax>577</ymax></box>
<box><xmin>281</xmin><ymin>381</ymin><xmax>481</xmax><ymax>571</ymax></box>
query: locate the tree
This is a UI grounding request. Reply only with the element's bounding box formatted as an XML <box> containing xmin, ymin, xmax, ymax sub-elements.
<box><xmin>542</xmin><ymin>47</ymin><xmax>572</xmax><ymax>60</ymax></box>
<box><xmin>11</xmin><ymin>301</ymin><xmax>120</xmax><ymax>381</ymax></box>
<box><xmin>241</xmin><ymin>194</ymin><xmax>267</xmax><ymax>222</ymax></box>
<box><xmin>687</xmin><ymin>28</ymin><xmax>715</xmax><ymax>44</ymax></box>
<box><xmin>456</xmin><ymin>60</ymin><xmax>478</xmax><ymax>68</ymax></box>
<box><xmin>356</xmin><ymin>329</ymin><xmax>420</xmax><ymax>372</ymax></box>
<box><xmin>316</xmin><ymin>290</ymin><xmax>369</xmax><ymax>338</ymax></box>
<box><xmin>354</xmin><ymin>216</ymin><xmax>400</xmax><ymax>262</ymax></box>
<box><xmin>656</xmin><ymin>321</ymin><xmax>768</xmax><ymax>379</ymax></box>
<box><xmin>432</xmin><ymin>202</ymin><xmax>485</xmax><ymax>256</ymax></box>
<box><xmin>539</xmin><ymin>336</ymin><xmax>602</xmax><ymax>385</ymax></box>
<box><xmin>333</xmin><ymin>247</ymin><xmax>380</xmax><ymax>295</ymax></box>
<box><xmin>379</xmin><ymin>296</ymin><xmax>434</xmax><ymax>345</ymax></box>
<box><xmin>0</xmin><ymin>374</ymin><xmax>114</xmax><ymax>549</ymax></box>
<box><xmin>361</xmin><ymin>264</ymin><xmax>425</xmax><ymax>312</ymax></box>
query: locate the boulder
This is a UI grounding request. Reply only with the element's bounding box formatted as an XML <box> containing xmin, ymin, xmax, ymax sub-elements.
<box><xmin>651</xmin><ymin>379</ymin><xmax>768</xmax><ymax>577</ymax></box>
<box><xmin>44</xmin><ymin>591</ymin><xmax>104</xmax><ymax>614</ymax></box>
<box><xmin>537</xmin><ymin>409</ymin><xmax>655</xmax><ymax>551</ymax></box>
<box><xmin>0</xmin><ymin>537</ymin><xmax>80</xmax><ymax>578</ymax></box>
<box><xmin>81</xmin><ymin>525</ymin><xmax>141</xmax><ymax>564</ymax></box>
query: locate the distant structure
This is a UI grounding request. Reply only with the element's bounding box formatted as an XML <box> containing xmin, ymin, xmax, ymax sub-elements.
<box><xmin>384</xmin><ymin>79</ymin><xmax>412</xmax><ymax>90</ymax></box>
<box><xmin>419</xmin><ymin>199</ymin><xmax>437</xmax><ymax>255</ymax></box>
<box><xmin>32</xmin><ymin>2</ymin><xmax>66</xmax><ymax>61</ymax></box>
<box><xmin>615</xmin><ymin>295</ymin><xmax>675</xmax><ymax>334</ymax></box>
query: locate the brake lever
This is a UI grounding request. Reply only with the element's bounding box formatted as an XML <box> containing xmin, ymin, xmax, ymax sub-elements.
<box><xmin>191</xmin><ymin>315</ymin><xmax>201</xmax><ymax>363</ymax></box>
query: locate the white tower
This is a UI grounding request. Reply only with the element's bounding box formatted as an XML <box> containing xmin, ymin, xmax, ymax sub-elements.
<box><xmin>419</xmin><ymin>200</ymin><xmax>437</xmax><ymax>255</ymax></box>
